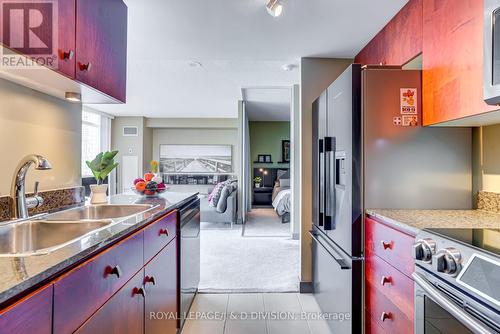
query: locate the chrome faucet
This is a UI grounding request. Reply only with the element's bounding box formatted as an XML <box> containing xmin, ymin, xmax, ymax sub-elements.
<box><xmin>10</xmin><ymin>154</ymin><xmax>52</xmax><ymax>219</ymax></box>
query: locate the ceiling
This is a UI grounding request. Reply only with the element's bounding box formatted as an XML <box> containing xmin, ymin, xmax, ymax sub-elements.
<box><xmin>89</xmin><ymin>0</ymin><xmax>408</xmax><ymax>118</ymax></box>
<box><xmin>243</xmin><ymin>87</ymin><xmax>291</xmax><ymax>121</ymax></box>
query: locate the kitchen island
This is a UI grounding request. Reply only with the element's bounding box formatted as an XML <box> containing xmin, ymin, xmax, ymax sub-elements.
<box><xmin>0</xmin><ymin>191</ymin><xmax>198</xmax><ymax>334</ymax></box>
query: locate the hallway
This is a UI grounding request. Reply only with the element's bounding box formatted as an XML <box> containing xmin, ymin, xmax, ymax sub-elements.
<box><xmin>181</xmin><ymin>293</ymin><xmax>333</xmax><ymax>334</ymax></box>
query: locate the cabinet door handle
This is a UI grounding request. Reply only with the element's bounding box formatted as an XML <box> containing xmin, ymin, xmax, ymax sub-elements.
<box><xmin>79</xmin><ymin>62</ymin><xmax>92</xmax><ymax>71</ymax></box>
<box><xmin>144</xmin><ymin>276</ymin><xmax>156</xmax><ymax>286</ymax></box>
<box><xmin>62</xmin><ymin>50</ymin><xmax>74</xmax><ymax>60</ymax></box>
<box><xmin>107</xmin><ymin>265</ymin><xmax>122</xmax><ymax>278</ymax></box>
<box><xmin>133</xmin><ymin>286</ymin><xmax>146</xmax><ymax>298</ymax></box>
<box><xmin>381</xmin><ymin>240</ymin><xmax>392</xmax><ymax>250</ymax></box>
<box><xmin>380</xmin><ymin>312</ymin><xmax>392</xmax><ymax>322</ymax></box>
<box><xmin>159</xmin><ymin>228</ymin><xmax>169</xmax><ymax>236</ymax></box>
<box><xmin>380</xmin><ymin>276</ymin><xmax>392</xmax><ymax>286</ymax></box>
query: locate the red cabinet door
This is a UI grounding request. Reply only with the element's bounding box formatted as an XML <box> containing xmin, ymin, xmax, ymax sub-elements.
<box><xmin>56</xmin><ymin>0</ymin><xmax>76</xmax><ymax>78</ymax></box>
<box><xmin>75</xmin><ymin>0</ymin><xmax>127</xmax><ymax>102</ymax></box>
<box><xmin>144</xmin><ymin>210</ymin><xmax>177</xmax><ymax>263</ymax></box>
<box><xmin>144</xmin><ymin>238</ymin><xmax>178</xmax><ymax>334</ymax></box>
<box><xmin>75</xmin><ymin>269</ymin><xmax>145</xmax><ymax>334</ymax></box>
<box><xmin>0</xmin><ymin>284</ymin><xmax>53</xmax><ymax>334</ymax></box>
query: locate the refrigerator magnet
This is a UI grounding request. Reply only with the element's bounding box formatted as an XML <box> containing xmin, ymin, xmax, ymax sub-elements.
<box><xmin>402</xmin><ymin>115</ymin><xmax>418</xmax><ymax>126</ymax></box>
<box><xmin>400</xmin><ymin>88</ymin><xmax>417</xmax><ymax>115</ymax></box>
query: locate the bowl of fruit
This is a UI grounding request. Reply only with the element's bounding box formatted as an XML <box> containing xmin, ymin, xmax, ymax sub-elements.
<box><xmin>133</xmin><ymin>173</ymin><xmax>167</xmax><ymax>197</ymax></box>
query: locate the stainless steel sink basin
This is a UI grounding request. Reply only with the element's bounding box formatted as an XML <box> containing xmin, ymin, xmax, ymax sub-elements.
<box><xmin>44</xmin><ymin>204</ymin><xmax>154</xmax><ymax>221</ymax></box>
<box><xmin>0</xmin><ymin>220</ymin><xmax>113</xmax><ymax>257</ymax></box>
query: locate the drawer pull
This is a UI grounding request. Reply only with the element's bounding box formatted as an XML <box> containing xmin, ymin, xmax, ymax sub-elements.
<box><xmin>79</xmin><ymin>62</ymin><xmax>92</xmax><ymax>71</ymax></box>
<box><xmin>159</xmin><ymin>228</ymin><xmax>169</xmax><ymax>236</ymax></box>
<box><xmin>381</xmin><ymin>240</ymin><xmax>393</xmax><ymax>250</ymax></box>
<box><xmin>107</xmin><ymin>265</ymin><xmax>122</xmax><ymax>278</ymax></box>
<box><xmin>144</xmin><ymin>276</ymin><xmax>156</xmax><ymax>286</ymax></box>
<box><xmin>62</xmin><ymin>50</ymin><xmax>74</xmax><ymax>60</ymax></box>
<box><xmin>380</xmin><ymin>276</ymin><xmax>392</xmax><ymax>286</ymax></box>
<box><xmin>133</xmin><ymin>287</ymin><xmax>146</xmax><ymax>298</ymax></box>
<box><xmin>380</xmin><ymin>312</ymin><xmax>392</xmax><ymax>322</ymax></box>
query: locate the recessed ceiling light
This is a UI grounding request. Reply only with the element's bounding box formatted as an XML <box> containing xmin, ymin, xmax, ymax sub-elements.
<box><xmin>65</xmin><ymin>92</ymin><xmax>81</xmax><ymax>102</ymax></box>
<box><xmin>189</xmin><ymin>61</ymin><xmax>202</xmax><ymax>68</ymax></box>
<box><xmin>282</xmin><ymin>64</ymin><xmax>297</xmax><ymax>71</ymax></box>
<box><xmin>266</xmin><ymin>0</ymin><xmax>283</xmax><ymax>17</ymax></box>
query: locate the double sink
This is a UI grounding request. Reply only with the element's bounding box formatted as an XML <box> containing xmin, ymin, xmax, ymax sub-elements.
<box><xmin>0</xmin><ymin>204</ymin><xmax>155</xmax><ymax>257</ymax></box>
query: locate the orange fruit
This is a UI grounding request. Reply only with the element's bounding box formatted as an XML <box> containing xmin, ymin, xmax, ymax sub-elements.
<box><xmin>135</xmin><ymin>181</ymin><xmax>146</xmax><ymax>192</ymax></box>
<box><xmin>144</xmin><ymin>173</ymin><xmax>154</xmax><ymax>182</ymax></box>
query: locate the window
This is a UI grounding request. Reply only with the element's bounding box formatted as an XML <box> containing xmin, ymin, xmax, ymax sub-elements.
<box><xmin>81</xmin><ymin>110</ymin><xmax>101</xmax><ymax>177</ymax></box>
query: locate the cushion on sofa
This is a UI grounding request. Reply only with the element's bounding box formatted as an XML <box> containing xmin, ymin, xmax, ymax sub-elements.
<box><xmin>208</xmin><ymin>182</ymin><xmax>225</xmax><ymax>207</ymax></box>
<box><xmin>216</xmin><ymin>185</ymin><xmax>232</xmax><ymax>213</ymax></box>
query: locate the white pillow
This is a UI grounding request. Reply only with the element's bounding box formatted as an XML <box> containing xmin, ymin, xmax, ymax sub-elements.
<box><xmin>279</xmin><ymin>178</ymin><xmax>290</xmax><ymax>187</ymax></box>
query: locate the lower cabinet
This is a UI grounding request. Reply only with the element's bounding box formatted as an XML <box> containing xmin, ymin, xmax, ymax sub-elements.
<box><xmin>365</xmin><ymin>216</ymin><xmax>415</xmax><ymax>334</ymax></box>
<box><xmin>75</xmin><ymin>269</ymin><xmax>145</xmax><ymax>334</ymax></box>
<box><xmin>144</xmin><ymin>239</ymin><xmax>178</xmax><ymax>334</ymax></box>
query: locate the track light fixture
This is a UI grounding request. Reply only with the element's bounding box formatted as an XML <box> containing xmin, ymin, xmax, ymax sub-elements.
<box><xmin>266</xmin><ymin>0</ymin><xmax>283</xmax><ymax>17</ymax></box>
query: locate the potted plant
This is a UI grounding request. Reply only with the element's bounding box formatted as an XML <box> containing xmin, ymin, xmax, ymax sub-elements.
<box><xmin>254</xmin><ymin>176</ymin><xmax>262</xmax><ymax>188</ymax></box>
<box><xmin>86</xmin><ymin>150</ymin><xmax>119</xmax><ymax>204</ymax></box>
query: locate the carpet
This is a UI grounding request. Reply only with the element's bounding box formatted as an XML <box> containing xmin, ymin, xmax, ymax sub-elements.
<box><xmin>242</xmin><ymin>208</ymin><xmax>290</xmax><ymax>237</ymax></box>
<box><xmin>198</xmin><ymin>224</ymin><xmax>300</xmax><ymax>293</ymax></box>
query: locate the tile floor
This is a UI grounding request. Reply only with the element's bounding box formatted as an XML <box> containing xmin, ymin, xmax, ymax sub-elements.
<box><xmin>181</xmin><ymin>293</ymin><xmax>333</xmax><ymax>334</ymax></box>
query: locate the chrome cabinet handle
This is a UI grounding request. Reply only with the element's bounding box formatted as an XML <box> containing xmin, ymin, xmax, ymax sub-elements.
<box><xmin>381</xmin><ymin>240</ymin><xmax>392</xmax><ymax>250</ymax></box>
<box><xmin>133</xmin><ymin>286</ymin><xmax>146</xmax><ymax>297</ymax></box>
<box><xmin>107</xmin><ymin>265</ymin><xmax>122</xmax><ymax>278</ymax></box>
<box><xmin>79</xmin><ymin>62</ymin><xmax>92</xmax><ymax>71</ymax></box>
<box><xmin>159</xmin><ymin>228</ymin><xmax>169</xmax><ymax>236</ymax></box>
<box><xmin>144</xmin><ymin>276</ymin><xmax>156</xmax><ymax>286</ymax></box>
<box><xmin>380</xmin><ymin>276</ymin><xmax>392</xmax><ymax>286</ymax></box>
<box><xmin>62</xmin><ymin>50</ymin><xmax>74</xmax><ymax>60</ymax></box>
<box><xmin>412</xmin><ymin>272</ymin><xmax>493</xmax><ymax>334</ymax></box>
<box><xmin>380</xmin><ymin>312</ymin><xmax>392</xmax><ymax>322</ymax></box>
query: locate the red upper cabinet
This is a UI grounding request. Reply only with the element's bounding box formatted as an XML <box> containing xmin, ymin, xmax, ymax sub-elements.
<box><xmin>75</xmin><ymin>0</ymin><xmax>127</xmax><ymax>102</ymax></box>
<box><xmin>422</xmin><ymin>0</ymin><xmax>497</xmax><ymax>125</ymax></box>
<box><xmin>56</xmin><ymin>0</ymin><xmax>76</xmax><ymax>78</ymax></box>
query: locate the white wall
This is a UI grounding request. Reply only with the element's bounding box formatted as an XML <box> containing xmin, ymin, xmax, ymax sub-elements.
<box><xmin>299</xmin><ymin>58</ymin><xmax>352</xmax><ymax>284</ymax></box>
<box><xmin>0</xmin><ymin>78</ymin><xmax>82</xmax><ymax>195</ymax></box>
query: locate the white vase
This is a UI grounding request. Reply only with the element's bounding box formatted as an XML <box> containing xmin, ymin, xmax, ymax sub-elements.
<box><xmin>90</xmin><ymin>184</ymin><xmax>108</xmax><ymax>204</ymax></box>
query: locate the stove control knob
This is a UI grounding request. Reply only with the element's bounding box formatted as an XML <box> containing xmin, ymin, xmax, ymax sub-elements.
<box><xmin>432</xmin><ymin>248</ymin><xmax>461</xmax><ymax>275</ymax></box>
<box><xmin>412</xmin><ymin>239</ymin><xmax>436</xmax><ymax>262</ymax></box>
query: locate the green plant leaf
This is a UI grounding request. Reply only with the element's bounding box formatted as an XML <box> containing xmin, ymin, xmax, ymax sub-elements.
<box><xmin>86</xmin><ymin>151</ymin><xmax>119</xmax><ymax>183</ymax></box>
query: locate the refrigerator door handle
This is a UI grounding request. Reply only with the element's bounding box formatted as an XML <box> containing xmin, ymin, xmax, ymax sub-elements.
<box><xmin>318</xmin><ymin>139</ymin><xmax>324</xmax><ymax>227</ymax></box>
<box><xmin>324</xmin><ymin>137</ymin><xmax>336</xmax><ymax>230</ymax></box>
<box><xmin>309</xmin><ymin>230</ymin><xmax>350</xmax><ymax>270</ymax></box>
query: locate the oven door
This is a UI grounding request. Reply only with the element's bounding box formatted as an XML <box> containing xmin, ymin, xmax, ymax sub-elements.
<box><xmin>413</xmin><ymin>271</ymin><xmax>497</xmax><ymax>334</ymax></box>
<box><xmin>484</xmin><ymin>0</ymin><xmax>500</xmax><ymax>105</ymax></box>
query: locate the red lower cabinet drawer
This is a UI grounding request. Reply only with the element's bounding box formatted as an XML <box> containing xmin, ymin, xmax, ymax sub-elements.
<box><xmin>365</xmin><ymin>254</ymin><xmax>414</xmax><ymax>320</ymax></box>
<box><xmin>144</xmin><ymin>210</ymin><xmax>177</xmax><ymax>262</ymax></box>
<box><xmin>366</xmin><ymin>310</ymin><xmax>386</xmax><ymax>334</ymax></box>
<box><xmin>0</xmin><ymin>284</ymin><xmax>53</xmax><ymax>334</ymax></box>
<box><xmin>366</xmin><ymin>278</ymin><xmax>413</xmax><ymax>334</ymax></box>
<box><xmin>53</xmin><ymin>231</ymin><xmax>143</xmax><ymax>334</ymax></box>
<box><xmin>365</xmin><ymin>217</ymin><xmax>415</xmax><ymax>277</ymax></box>
<box><xmin>75</xmin><ymin>269</ymin><xmax>145</xmax><ymax>334</ymax></box>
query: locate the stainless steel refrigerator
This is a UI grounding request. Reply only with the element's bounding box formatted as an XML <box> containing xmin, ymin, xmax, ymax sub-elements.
<box><xmin>311</xmin><ymin>65</ymin><xmax>472</xmax><ymax>334</ymax></box>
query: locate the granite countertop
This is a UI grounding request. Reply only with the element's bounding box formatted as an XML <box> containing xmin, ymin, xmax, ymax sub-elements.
<box><xmin>0</xmin><ymin>191</ymin><xmax>198</xmax><ymax>306</ymax></box>
<box><xmin>366</xmin><ymin>209</ymin><xmax>500</xmax><ymax>236</ymax></box>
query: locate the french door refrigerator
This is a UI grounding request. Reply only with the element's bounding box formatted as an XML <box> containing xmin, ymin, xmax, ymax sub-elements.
<box><xmin>311</xmin><ymin>64</ymin><xmax>472</xmax><ymax>334</ymax></box>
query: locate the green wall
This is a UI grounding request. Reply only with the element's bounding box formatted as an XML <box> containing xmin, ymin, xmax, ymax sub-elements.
<box><xmin>249</xmin><ymin>121</ymin><xmax>290</xmax><ymax>170</ymax></box>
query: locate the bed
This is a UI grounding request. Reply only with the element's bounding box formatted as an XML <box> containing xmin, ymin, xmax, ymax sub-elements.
<box><xmin>271</xmin><ymin>175</ymin><xmax>291</xmax><ymax>223</ymax></box>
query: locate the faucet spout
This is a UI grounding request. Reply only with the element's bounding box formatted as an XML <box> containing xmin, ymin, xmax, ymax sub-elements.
<box><xmin>10</xmin><ymin>154</ymin><xmax>52</xmax><ymax>219</ymax></box>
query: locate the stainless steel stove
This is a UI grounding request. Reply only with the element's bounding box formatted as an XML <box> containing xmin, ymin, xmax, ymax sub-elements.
<box><xmin>412</xmin><ymin>228</ymin><xmax>500</xmax><ymax>334</ymax></box>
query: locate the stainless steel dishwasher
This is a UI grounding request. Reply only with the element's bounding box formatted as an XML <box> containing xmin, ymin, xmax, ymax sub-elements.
<box><xmin>178</xmin><ymin>197</ymin><xmax>200</xmax><ymax>330</ymax></box>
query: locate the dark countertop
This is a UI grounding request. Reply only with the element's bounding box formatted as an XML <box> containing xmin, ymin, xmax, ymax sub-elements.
<box><xmin>0</xmin><ymin>191</ymin><xmax>198</xmax><ymax>306</ymax></box>
<box><xmin>366</xmin><ymin>209</ymin><xmax>500</xmax><ymax>236</ymax></box>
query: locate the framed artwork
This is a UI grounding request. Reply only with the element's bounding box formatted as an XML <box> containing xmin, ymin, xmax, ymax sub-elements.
<box><xmin>282</xmin><ymin>140</ymin><xmax>290</xmax><ymax>163</ymax></box>
<box><xmin>159</xmin><ymin>144</ymin><xmax>232</xmax><ymax>173</ymax></box>
<box><xmin>265</xmin><ymin>155</ymin><xmax>272</xmax><ymax>163</ymax></box>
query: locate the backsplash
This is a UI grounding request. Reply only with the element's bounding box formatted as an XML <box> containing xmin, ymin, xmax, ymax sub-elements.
<box><xmin>0</xmin><ymin>186</ymin><xmax>85</xmax><ymax>221</ymax></box>
<box><xmin>477</xmin><ymin>191</ymin><xmax>500</xmax><ymax>214</ymax></box>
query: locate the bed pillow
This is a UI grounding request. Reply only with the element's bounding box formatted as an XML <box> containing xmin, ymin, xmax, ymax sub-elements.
<box><xmin>279</xmin><ymin>178</ymin><xmax>290</xmax><ymax>188</ymax></box>
<box><xmin>277</xmin><ymin>169</ymin><xmax>289</xmax><ymax>179</ymax></box>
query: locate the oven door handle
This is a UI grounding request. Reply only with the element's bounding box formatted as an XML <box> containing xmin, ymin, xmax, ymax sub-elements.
<box><xmin>412</xmin><ymin>272</ymin><xmax>493</xmax><ymax>334</ymax></box>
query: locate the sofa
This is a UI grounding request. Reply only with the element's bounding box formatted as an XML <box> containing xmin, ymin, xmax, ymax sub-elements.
<box><xmin>200</xmin><ymin>187</ymin><xmax>238</xmax><ymax>226</ymax></box>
